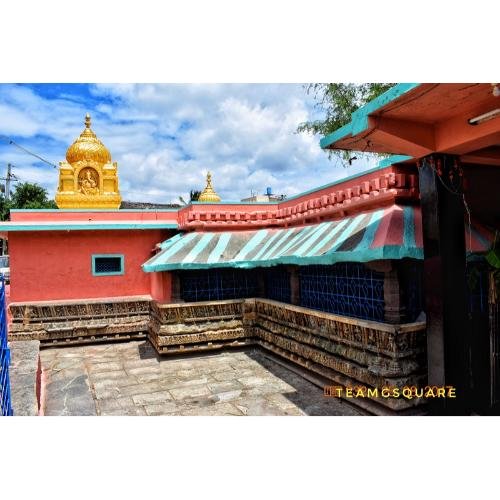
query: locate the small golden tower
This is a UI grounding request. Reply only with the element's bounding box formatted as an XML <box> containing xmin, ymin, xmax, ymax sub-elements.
<box><xmin>55</xmin><ymin>113</ymin><xmax>122</xmax><ymax>209</ymax></box>
<box><xmin>198</xmin><ymin>171</ymin><xmax>221</xmax><ymax>202</ymax></box>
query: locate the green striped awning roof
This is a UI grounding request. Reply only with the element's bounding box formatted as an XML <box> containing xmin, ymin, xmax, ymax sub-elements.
<box><xmin>143</xmin><ymin>205</ymin><xmax>423</xmax><ymax>271</ymax></box>
<box><xmin>142</xmin><ymin>204</ymin><xmax>494</xmax><ymax>272</ymax></box>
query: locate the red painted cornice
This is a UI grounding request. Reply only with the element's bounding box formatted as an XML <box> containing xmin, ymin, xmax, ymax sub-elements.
<box><xmin>178</xmin><ymin>165</ymin><xmax>419</xmax><ymax>231</ymax></box>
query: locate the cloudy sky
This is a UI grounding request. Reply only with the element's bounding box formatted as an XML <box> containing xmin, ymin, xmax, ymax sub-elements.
<box><xmin>0</xmin><ymin>84</ymin><xmax>377</xmax><ymax>204</ymax></box>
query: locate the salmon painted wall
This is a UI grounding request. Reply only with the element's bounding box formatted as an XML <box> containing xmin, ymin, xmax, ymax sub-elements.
<box><xmin>10</xmin><ymin>209</ymin><xmax>178</xmax><ymax>223</ymax></box>
<box><xmin>8</xmin><ymin>229</ymin><xmax>172</xmax><ymax>303</ymax></box>
<box><xmin>150</xmin><ymin>271</ymin><xmax>172</xmax><ymax>303</ymax></box>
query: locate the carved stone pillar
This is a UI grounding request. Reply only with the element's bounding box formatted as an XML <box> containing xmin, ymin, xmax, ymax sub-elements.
<box><xmin>257</xmin><ymin>272</ymin><xmax>266</xmax><ymax>298</ymax></box>
<box><xmin>366</xmin><ymin>260</ymin><xmax>404</xmax><ymax>324</ymax></box>
<box><xmin>171</xmin><ymin>272</ymin><xmax>182</xmax><ymax>302</ymax></box>
<box><xmin>289</xmin><ymin>266</ymin><xmax>300</xmax><ymax>305</ymax></box>
<box><xmin>383</xmin><ymin>267</ymin><xmax>405</xmax><ymax>324</ymax></box>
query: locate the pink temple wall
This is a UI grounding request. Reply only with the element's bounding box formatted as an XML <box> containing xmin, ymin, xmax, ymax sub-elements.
<box><xmin>4</xmin><ymin>165</ymin><xmax>419</xmax><ymax>305</ymax></box>
<box><xmin>8</xmin><ymin>229</ymin><xmax>172</xmax><ymax>303</ymax></box>
<box><xmin>150</xmin><ymin>271</ymin><xmax>172</xmax><ymax>303</ymax></box>
<box><xmin>10</xmin><ymin>210</ymin><xmax>178</xmax><ymax>223</ymax></box>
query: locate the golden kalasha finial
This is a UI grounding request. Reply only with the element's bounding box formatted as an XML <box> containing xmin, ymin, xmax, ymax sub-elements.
<box><xmin>85</xmin><ymin>113</ymin><xmax>91</xmax><ymax>128</ymax></box>
<box><xmin>198</xmin><ymin>171</ymin><xmax>221</xmax><ymax>202</ymax></box>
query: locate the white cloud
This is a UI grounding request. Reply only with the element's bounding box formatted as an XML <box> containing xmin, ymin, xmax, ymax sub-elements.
<box><xmin>0</xmin><ymin>83</ymin><xmax>377</xmax><ymax>203</ymax></box>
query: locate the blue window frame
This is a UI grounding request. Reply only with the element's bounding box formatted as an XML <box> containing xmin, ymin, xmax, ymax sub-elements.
<box><xmin>92</xmin><ymin>254</ymin><xmax>124</xmax><ymax>276</ymax></box>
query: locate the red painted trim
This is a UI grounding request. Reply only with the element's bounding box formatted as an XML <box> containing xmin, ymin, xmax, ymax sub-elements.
<box><xmin>370</xmin><ymin>206</ymin><xmax>393</xmax><ymax>248</ymax></box>
<box><xmin>371</xmin><ymin>206</ymin><xmax>398</xmax><ymax>249</ymax></box>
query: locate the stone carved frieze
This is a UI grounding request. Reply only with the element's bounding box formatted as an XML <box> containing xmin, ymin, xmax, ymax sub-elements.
<box><xmin>9</xmin><ymin>296</ymin><xmax>426</xmax><ymax>413</ymax></box>
<box><xmin>9</xmin><ymin>299</ymin><xmax>151</xmax><ymax>345</ymax></box>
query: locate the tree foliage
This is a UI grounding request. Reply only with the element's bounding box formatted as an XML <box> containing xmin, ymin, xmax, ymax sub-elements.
<box><xmin>0</xmin><ymin>195</ymin><xmax>9</xmax><ymax>221</ymax></box>
<box><xmin>178</xmin><ymin>189</ymin><xmax>202</xmax><ymax>206</ymax></box>
<box><xmin>10</xmin><ymin>182</ymin><xmax>57</xmax><ymax>209</ymax></box>
<box><xmin>189</xmin><ymin>189</ymin><xmax>201</xmax><ymax>202</ymax></box>
<box><xmin>297</xmin><ymin>83</ymin><xmax>395</xmax><ymax>160</ymax></box>
<box><xmin>0</xmin><ymin>182</ymin><xmax>57</xmax><ymax>220</ymax></box>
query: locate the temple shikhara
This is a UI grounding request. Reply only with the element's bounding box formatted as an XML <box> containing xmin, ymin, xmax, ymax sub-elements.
<box><xmin>55</xmin><ymin>113</ymin><xmax>121</xmax><ymax>209</ymax></box>
<box><xmin>1</xmin><ymin>83</ymin><xmax>499</xmax><ymax>416</ymax></box>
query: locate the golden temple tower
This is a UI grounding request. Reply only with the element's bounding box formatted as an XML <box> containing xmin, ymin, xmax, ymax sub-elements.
<box><xmin>55</xmin><ymin>113</ymin><xmax>122</xmax><ymax>209</ymax></box>
<box><xmin>198</xmin><ymin>171</ymin><xmax>221</xmax><ymax>202</ymax></box>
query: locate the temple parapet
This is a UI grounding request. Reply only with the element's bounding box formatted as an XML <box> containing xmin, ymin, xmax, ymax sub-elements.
<box><xmin>178</xmin><ymin>165</ymin><xmax>419</xmax><ymax>230</ymax></box>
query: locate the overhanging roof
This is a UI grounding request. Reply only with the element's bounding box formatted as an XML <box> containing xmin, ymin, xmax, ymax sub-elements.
<box><xmin>143</xmin><ymin>204</ymin><xmax>493</xmax><ymax>272</ymax></box>
<box><xmin>320</xmin><ymin>83</ymin><xmax>420</xmax><ymax>150</ymax></box>
<box><xmin>321</xmin><ymin>83</ymin><xmax>500</xmax><ymax>164</ymax></box>
<box><xmin>143</xmin><ymin>205</ymin><xmax>422</xmax><ymax>271</ymax></box>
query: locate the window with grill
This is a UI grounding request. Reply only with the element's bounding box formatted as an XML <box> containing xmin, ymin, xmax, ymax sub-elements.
<box><xmin>180</xmin><ymin>268</ymin><xmax>259</xmax><ymax>302</ymax></box>
<box><xmin>92</xmin><ymin>255</ymin><xmax>124</xmax><ymax>276</ymax></box>
<box><xmin>265</xmin><ymin>266</ymin><xmax>291</xmax><ymax>303</ymax></box>
<box><xmin>299</xmin><ymin>263</ymin><xmax>385</xmax><ymax>322</ymax></box>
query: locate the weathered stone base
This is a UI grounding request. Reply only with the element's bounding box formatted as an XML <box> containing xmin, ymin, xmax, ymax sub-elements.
<box><xmin>9</xmin><ymin>340</ymin><xmax>41</xmax><ymax>416</ymax></box>
<box><xmin>9</xmin><ymin>297</ymin><xmax>151</xmax><ymax>346</ymax></box>
<box><xmin>149</xmin><ymin>334</ymin><xmax>255</xmax><ymax>355</ymax></box>
<box><xmin>148</xmin><ymin>298</ymin><xmax>427</xmax><ymax>414</ymax></box>
<box><xmin>9</xmin><ymin>296</ymin><xmax>427</xmax><ymax>414</ymax></box>
<box><xmin>256</xmin><ymin>348</ymin><xmax>425</xmax><ymax>416</ymax></box>
<box><xmin>149</xmin><ymin>299</ymin><xmax>257</xmax><ymax>354</ymax></box>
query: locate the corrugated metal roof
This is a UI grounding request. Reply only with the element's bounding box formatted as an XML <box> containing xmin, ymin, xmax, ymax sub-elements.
<box><xmin>143</xmin><ymin>204</ymin><xmax>494</xmax><ymax>272</ymax></box>
<box><xmin>144</xmin><ymin>206</ymin><xmax>404</xmax><ymax>271</ymax></box>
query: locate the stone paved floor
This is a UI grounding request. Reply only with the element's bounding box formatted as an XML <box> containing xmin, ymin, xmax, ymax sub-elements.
<box><xmin>39</xmin><ymin>341</ymin><xmax>361</xmax><ymax>416</ymax></box>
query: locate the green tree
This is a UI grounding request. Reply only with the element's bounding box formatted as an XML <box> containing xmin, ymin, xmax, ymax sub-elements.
<box><xmin>0</xmin><ymin>194</ymin><xmax>10</xmax><ymax>221</ymax></box>
<box><xmin>189</xmin><ymin>189</ymin><xmax>201</xmax><ymax>202</ymax></box>
<box><xmin>297</xmin><ymin>83</ymin><xmax>395</xmax><ymax>160</ymax></box>
<box><xmin>179</xmin><ymin>189</ymin><xmax>202</xmax><ymax>206</ymax></box>
<box><xmin>9</xmin><ymin>182</ymin><xmax>57</xmax><ymax>211</ymax></box>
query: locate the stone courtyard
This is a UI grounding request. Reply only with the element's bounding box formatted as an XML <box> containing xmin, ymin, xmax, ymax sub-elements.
<box><xmin>39</xmin><ymin>341</ymin><xmax>361</xmax><ymax>416</ymax></box>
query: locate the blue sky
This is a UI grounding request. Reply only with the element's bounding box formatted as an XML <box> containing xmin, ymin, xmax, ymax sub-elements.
<box><xmin>0</xmin><ymin>84</ymin><xmax>376</xmax><ymax>203</ymax></box>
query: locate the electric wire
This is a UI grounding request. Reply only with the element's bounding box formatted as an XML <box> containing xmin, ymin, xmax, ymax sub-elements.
<box><xmin>423</xmin><ymin>155</ymin><xmax>475</xmax><ymax>255</ymax></box>
<box><xmin>0</xmin><ymin>135</ymin><xmax>58</xmax><ymax>168</ymax></box>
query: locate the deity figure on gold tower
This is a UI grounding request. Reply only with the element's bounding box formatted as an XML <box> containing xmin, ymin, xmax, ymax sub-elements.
<box><xmin>55</xmin><ymin>113</ymin><xmax>122</xmax><ymax>209</ymax></box>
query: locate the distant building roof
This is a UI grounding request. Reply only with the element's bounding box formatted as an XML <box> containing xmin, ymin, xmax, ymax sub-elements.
<box><xmin>120</xmin><ymin>201</ymin><xmax>181</xmax><ymax>210</ymax></box>
<box><xmin>240</xmin><ymin>194</ymin><xmax>284</xmax><ymax>203</ymax></box>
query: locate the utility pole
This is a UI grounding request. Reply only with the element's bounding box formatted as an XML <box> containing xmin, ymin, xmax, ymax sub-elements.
<box><xmin>1</xmin><ymin>163</ymin><xmax>18</xmax><ymax>256</ymax></box>
<box><xmin>3</xmin><ymin>163</ymin><xmax>18</xmax><ymax>201</ymax></box>
<box><xmin>5</xmin><ymin>163</ymin><xmax>12</xmax><ymax>201</ymax></box>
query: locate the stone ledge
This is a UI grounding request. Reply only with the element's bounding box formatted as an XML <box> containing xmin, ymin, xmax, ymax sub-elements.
<box><xmin>8</xmin><ymin>296</ymin><xmax>427</xmax><ymax>415</ymax></box>
<box><xmin>9</xmin><ymin>340</ymin><xmax>40</xmax><ymax>416</ymax></box>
